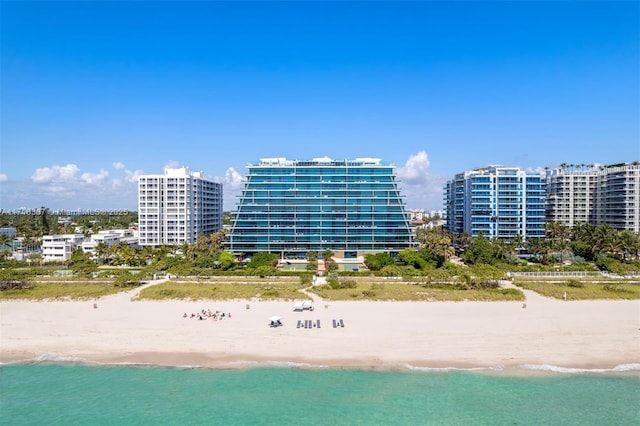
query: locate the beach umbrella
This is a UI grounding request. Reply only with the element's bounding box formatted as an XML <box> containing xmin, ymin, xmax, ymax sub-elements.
<box><xmin>269</xmin><ymin>316</ymin><xmax>281</xmax><ymax>322</ymax></box>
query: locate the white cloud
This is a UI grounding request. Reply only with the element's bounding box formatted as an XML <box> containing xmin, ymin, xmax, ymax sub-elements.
<box><xmin>213</xmin><ymin>166</ymin><xmax>246</xmax><ymax>211</ymax></box>
<box><xmin>32</xmin><ymin>164</ymin><xmax>79</xmax><ymax>184</ymax></box>
<box><xmin>112</xmin><ymin>161</ymin><xmax>125</xmax><ymax>170</ymax></box>
<box><xmin>0</xmin><ymin>173</ymin><xmax>8</xmax><ymax>182</ymax></box>
<box><xmin>164</xmin><ymin>160</ymin><xmax>180</xmax><ymax>169</ymax></box>
<box><xmin>525</xmin><ymin>166</ymin><xmax>547</xmax><ymax>175</ymax></box>
<box><xmin>124</xmin><ymin>169</ymin><xmax>144</xmax><ymax>183</ymax></box>
<box><xmin>81</xmin><ymin>169</ymin><xmax>109</xmax><ymax>185</ymax></box>
<box><xmin>15</xmin><ymin>163</ymin><xmax>141</xmax><ymax>209</ymax></box>
<box><xmin>396</xmin><ymin>151</ymin><xmax>446</xmax><ymax>210</ymax></box>
<box><xmin>397</xmin><ymin>151</ymin><xmax>431</xmax><ymax>185</ymax></box>
<box><xmin>223</xmin><ymin>167</ymin><xmax>244</xmax><ymax>190</ymax></box>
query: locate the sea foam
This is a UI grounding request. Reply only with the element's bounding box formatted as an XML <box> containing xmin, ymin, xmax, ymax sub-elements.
<box><xmin>520</xmin><ymin>363</ymin><xmax>640</xmax><ymax>374</ymax></box>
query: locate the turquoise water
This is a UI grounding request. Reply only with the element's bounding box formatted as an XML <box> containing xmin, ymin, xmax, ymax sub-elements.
<box><xmin>1</xmin><ymin>363</ymin><xmax>639</xmax><ymax>425</ymax></box>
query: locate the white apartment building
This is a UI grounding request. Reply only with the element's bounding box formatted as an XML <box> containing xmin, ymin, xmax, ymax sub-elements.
<box><xmin>138</xmin><ymin>167</ymin><xmax>223</xmax><ymax>246</ymax></box>
<box><xmin>545</xmin><ymin>169</ymin><xmax>596</xmax><ymax>227</ymax></box>
<box><xmin>81</xmin><ymin>229</ymin><xmax>138</xmax><ymax>255</ymax></box>
<box><xmin>42</xmin><ymin>234</ymin><xmax>84</xmax><ymax>262</ymax></box>
<box><xmin>546</xmin><ymin>163</ymin><xmax>640</xmax><ymax>232</ymax></box>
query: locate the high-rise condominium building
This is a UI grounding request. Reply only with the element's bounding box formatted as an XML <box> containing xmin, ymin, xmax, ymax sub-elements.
<box><xmin>546</xmin><ymin>163</ymin><xmax>640</xmax><ymax>232</ymax></box>
<box><xmin>444</xmin><ymin>166</ymin><xmax>546</xmax><ymax>240</ymax></box>
<box><xmin>138</xmin><ymin>167</ymin><xmax>223</xmax><ymax>246</ymax></box>
<box><xmin>545</xmin><ymin>168</ymin><xmax>596</xmax><ymax>227</ymax></box>
<box><xmin>228</xmin><ymin>157</ymin><xmax>413</xmax><ymax>257</ymax></box>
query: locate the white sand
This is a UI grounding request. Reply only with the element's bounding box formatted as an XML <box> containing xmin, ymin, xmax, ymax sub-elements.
<box><xmin>1</xmin><ymin>282</ymin><xmax>639</xmax><ymax>370</ymax></box>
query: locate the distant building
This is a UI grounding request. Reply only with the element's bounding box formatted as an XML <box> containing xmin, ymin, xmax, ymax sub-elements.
<box><xmin>228</xmin><ymin>157</ymin><xmax>414</xmax><ymax>257</ymax></box>
<box><xmin>444</xmin><ymin>165</ymin><xmax>546</xmax><ymax>241</ymax></box>
<box><xmin>407</xmin><ymin>209</ymin><xmax>446</xmax><ymax>227</ymax></box>
<box><xmin>0</xmin><ymin>227</ymin><xmax>17</xmax><ymax>238</ymax></box>
<box><xmin>138</xmin><ymin>167</ymin><xmax>223</xmax><ymax>246</ymax></box>
<box><xmin>57</xmin><ymin>217</ymin><xmax>72</xmax><ymax>226</ymax></box>
<box><xmin>42</xmin><ymin>234</ymin><xmax>84</xmax><ymax>262</ymax></box>
<box><xmin>408</xmin><ymin>209</ymin><xmax>426</xmax><ymax>222</ymax></box>
<box><xmin>546</xmin><ymin>163</ymin><xmax>640</xmax><ymax>232</ymax></box>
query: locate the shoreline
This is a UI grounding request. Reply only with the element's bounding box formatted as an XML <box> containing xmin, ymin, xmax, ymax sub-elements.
<box><xmin>3</xmin><ymin>351</ymin><xmax>640</xmax><ymax>378</ymax></box>
<box><xmin>2</xmin><ymin>294</ymin><xmax>639</xmax><ymax>376</ymax></box>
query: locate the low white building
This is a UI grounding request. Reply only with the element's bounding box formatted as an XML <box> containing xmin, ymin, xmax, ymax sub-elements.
<box><xmin>57</xmin><ymin>217</ymin><xmax>73</xmax><ymax>226</ymax></box>
<box><xmin>81</xmin><ymin>229</ymin><xmax>138</xmax><ymax>255</ymax></box>
<box><xmin>42</xmin><ymin>234</ymin><xmax>84</xmax><ymax>262</ymax></box>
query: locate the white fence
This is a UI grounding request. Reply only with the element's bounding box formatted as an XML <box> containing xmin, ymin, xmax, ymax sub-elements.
<box><xmin>509</xmin><ymin>271</ymin><xmax>640</xmax><ymax>278</ymax></box>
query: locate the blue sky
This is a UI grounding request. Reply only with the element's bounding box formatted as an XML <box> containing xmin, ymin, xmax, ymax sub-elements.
<box><xmin>1</xmin><ymin>1</ymin><xmax>638</xmax><ymax>211</ymax></box>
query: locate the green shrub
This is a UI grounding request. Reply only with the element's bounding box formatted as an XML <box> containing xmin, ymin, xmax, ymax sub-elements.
<box><xmin>326</xmin><ymin>278</ymin><xmax>357</xmax><ymax>289</ymax></box>
<box><xmin>300</xmin><ymin>274</ymin><xmax>313</xmax><ymax>286</ymax></box>
<box><xmin>566</xmin><ymin>279</ymin><xmax>584</xmax><ymax>288</ymax></box>
<box><xmin>262</xmin><ymin>287</ymin><xmax>280</xmax><ymax>297</ymax></box>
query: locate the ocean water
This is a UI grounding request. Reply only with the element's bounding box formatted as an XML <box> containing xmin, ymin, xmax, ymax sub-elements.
<box><xmin>1</xmin><ymin>362</ymin><xmax>639</xmax><ymax>425</ymax></box>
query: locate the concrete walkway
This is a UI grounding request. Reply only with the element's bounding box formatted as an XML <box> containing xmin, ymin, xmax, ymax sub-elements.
<box><xmin>98</xmin><ymin>277</ymin><xmax>169</xmax><ymax>304</ymax></box>
<box><xmin>295</xmin><ymin>275</ymin><xmax>326</xmax><ymax>304</ymax></box>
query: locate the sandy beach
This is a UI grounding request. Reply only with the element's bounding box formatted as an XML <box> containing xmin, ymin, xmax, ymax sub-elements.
<box><xmin>1</xmin><ymin>282</ymin><xmax>639</xmax><ymax>371</ymax></box>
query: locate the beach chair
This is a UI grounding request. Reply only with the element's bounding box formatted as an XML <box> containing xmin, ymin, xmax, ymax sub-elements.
<box><xmin>339</xmin><ymin>319</ymin><xmax>344</xmax><ymax>328</ymax></box>
<box><xmin>316</xmin><ymin>320</ymin><xmax>321</xmax><ymax>328</ymax></box>
<box><xmin>297</xmin><ymin>320</ymin><xmax>301</xmax><ymax>329</ymax></box>
<box><xmin>332</xmin><ymin>320</ymin><xmax>337</xmax><ymax>328</ymax></box>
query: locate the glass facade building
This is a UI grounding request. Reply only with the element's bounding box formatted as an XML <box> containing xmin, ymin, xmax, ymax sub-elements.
<box><xmin>228</xmin><ymin>157</ymin><xmax>413</xmax><ymax>257</ymax></box>
<box><xmin>444</xmin><ymin>166</ymin><xmax>546</xmax><ymax>240</ymax></box>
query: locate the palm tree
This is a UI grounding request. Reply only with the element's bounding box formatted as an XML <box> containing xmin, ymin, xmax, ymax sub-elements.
<box><xmin>493</xmin><ymin>239</ymin><xmax>515</xmax><ymax>261</ymax></box>
<box><xmin>454</xmin><ymin>232</ymin><xmax>472</xmax><ymax>255</ymax></box>
<box><xmin>0</xmin><ymin>233</ymin><xmax>12</xmax><ymax>253</ymax></box>
<box><xmin>618</xmin><ymin>230</ymin><xmax>637</xmax><ymax>261</ymax></box>
<box><xmin>419</xmin><ymin>228</ymin><xmax>454</xmax><ymax>263</ymax></box>
<box><xmin>39</xmin><ymin>207</ymin><xmax>50</xmax><ymax>236</ymax></box>
<box><xmin>526</xmin><ymin>237</ymin><xmax>548</xmax><ymax>259</ymax></box>
<box><xmin>511</xmin><ymin>233</ymin><xmax>524</xmax><ymax>253</ymax></box>
<box><xmin>95</xmin><ymin>241</ymin><xmax>109</xmax><ymax>265</ymax></box>
<box><xmin>545</xmin><ymin>221</ymin><xmax>567</xmax><ymax>261</ymax></box>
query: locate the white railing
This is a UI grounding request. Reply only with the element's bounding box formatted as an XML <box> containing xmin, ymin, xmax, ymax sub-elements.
<box><xmin>509</xmin><ymin>271</ymin><xmax>640</xmax><ymax>278</ymax></box>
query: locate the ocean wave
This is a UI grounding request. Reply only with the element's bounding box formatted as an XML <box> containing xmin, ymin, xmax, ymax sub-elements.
<box><xmin>0</xmin><ymin>353</ymin><xmax>102</xmax><ymax>366</ymax></box>
<box><xmin>267</xmin><ymin>360</ymin><xmax>329</xmax><ymax>369</ymax></box>
<box><xmin>520</xmin><ymin>363</ymin><xmax>640</xmax><ymax>374</ymax></box>
<box><xmin>0</xmin><ymin>354</ymin><xmax>204</xmax><ymax>370</ymax></box>
<box><xmin>34</xmin><ymin>352</ymin><xmax>99</xmax><ymax>364</ymax></box>
<box><xmin>402</xmin><ymin>364</ymin><xmax>504</xmax><ymax>372</ymax></box>
<box><xmin>228</xmin><ymin>360</ymin><xmax>329</xmax><ymax>369</ymax></box>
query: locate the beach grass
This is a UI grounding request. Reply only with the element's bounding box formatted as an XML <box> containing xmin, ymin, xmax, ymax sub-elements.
<box><xmin>0</xmin><ymin>282</ymin><xmax>126</xmax><ymax>300</ymax></box>
<box><xmin>139</xmin><ymin>280</ymin><xmax>307</xmax><ymax>301</ymax></box>
<box><xmin>309</xmin><ymin>281</ymin><xmax>525</xmax><ymax>301</ymax></box>
<box><xmin>513</xmin><ymin>278</ymin><xmax>640</xmax><ymax>300</ymax></box>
